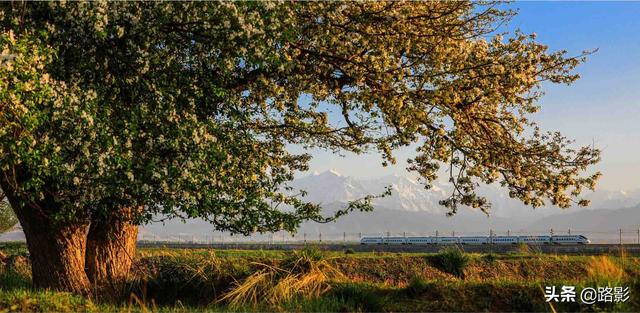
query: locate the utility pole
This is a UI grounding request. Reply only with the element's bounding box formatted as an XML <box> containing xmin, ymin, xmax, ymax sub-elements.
<box><xmin>343</xmin><ymin>232</ymin><xmax>346</xmax><ymax>243</ymax></box>
<box><xmin>319</xmin><ymin>232</ymin><xmax>322</xmax><ymax>243</ymax></box>
<box><xmin>620</xmin><ymin>229</ymin><xmax>623</xmax><ymax>245</ymax></box>
<box><xmin>303</xmin><ymin>232</ymin><xmax>307</xmax><ymax>243</ymax></box>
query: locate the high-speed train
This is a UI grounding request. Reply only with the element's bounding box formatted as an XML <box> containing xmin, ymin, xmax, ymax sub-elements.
<box><xmin>360</xmin><ymin>235</ymin><xmax>590</xmax><ymax>245</ymax></box>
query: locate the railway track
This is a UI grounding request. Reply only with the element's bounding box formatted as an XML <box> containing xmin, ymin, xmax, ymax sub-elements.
<box><xmin>137</xmin><ymin>242</ymin><xmax>640</xmax><ymax>255</ymax></box>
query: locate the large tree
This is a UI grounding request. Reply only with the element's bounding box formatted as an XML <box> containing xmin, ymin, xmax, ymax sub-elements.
<box><xmin>0</xmin><ymin>1</ymin><xmax>599</xmax><ymax>294</ymax></box>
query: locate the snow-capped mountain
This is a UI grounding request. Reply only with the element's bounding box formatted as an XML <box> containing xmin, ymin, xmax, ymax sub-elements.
<box><xmin>290</xmin><ymin>170</ymin><xmax>640</xmax><ymax>222</ymax></box>
<box><xmin>285</xmin><ymin>170</ymin><xmax>640</xmax><ymax>236</ymax></box>
<box><xmin>291</xmin><ymin>170</ymin><xmax>449</xmax><ymax>214</ymax></box>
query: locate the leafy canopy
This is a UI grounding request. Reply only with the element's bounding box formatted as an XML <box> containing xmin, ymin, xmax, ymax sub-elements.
<box><xmin>0</xmin><ymin>2</ymin><xmax>600</xmax><ymax>233</ymax></box>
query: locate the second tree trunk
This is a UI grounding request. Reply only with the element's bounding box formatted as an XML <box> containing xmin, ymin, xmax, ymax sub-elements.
<box><xmin>85</xmin><ymin>216</ymin><xmax>138</xmax><ymax>295</ymax></box>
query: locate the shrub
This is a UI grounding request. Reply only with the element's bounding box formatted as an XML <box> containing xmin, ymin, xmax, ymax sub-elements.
<box><xmin>482</xmin><ymin>253</ymin><xmax>497</xmax><ymax>263</ymax></box>
<box><xmin>128</xmin><ymin>253</ymin><xmax>237</xmax><ymax>306</ymax></box>
<box><xmin>404</xmin><ymin>276</ymin><xmax>430</xmax><ymax>298</ymax></box>
<box><xmin>428</xmin><ymin>246</ymin><xmax>469</xmax><ymax>278</ymax></box>
<box><xmin>330</xmin><ymin>283</ymin><xmax>385</xmax><ymax>312</ymax></box>
<box><xmin>285</xmin><ymin>246</ymin><xmax>324</xmax><ymax>264</ymax></box>
<box><xmin>343</xmin><ymin>248</ymin><xmax>355</xmax><ymax>255</ymax></box>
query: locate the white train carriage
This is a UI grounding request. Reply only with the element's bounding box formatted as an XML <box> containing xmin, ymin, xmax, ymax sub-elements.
<box><xmin>360</xmin><ymin>234</ymin><xmax>590</xmax><ymax>245</ymax></box>
<box><xmin>360</xmin><ymin>237</ymin><xmax>384</xmax><ymax>244</ymax></box>
<box><xmin>406</xmin><ymin>237</ymin><xmax>435</xmax><ymax>245</ymax></box>
<box><xmin>520</xmin><ymin>235</ymin><xmax>551</xmax><ymax>244</ymax></box>
<box><xmin>491</xmin><ymin>236</ymin><xmax>519</xmax><ymax>244</ymax></box>
<box><xmin>436</xmin><ymin>236</ymin><xmax>459</xmax><ymax>244</ymax></box>
<box><xmin>551</xmin><ymin>235</ymin><xmax>590</xmax><ymax>245</ymax></box>
<box><xmin>383</xmin><ymin>236</ymin><xmax>407</xmax><ymax>244</ymax></box>
<box><xmin>460</xmin><ymin>236</ymin><xmax>490</xmax><ymax>245</ymax></box>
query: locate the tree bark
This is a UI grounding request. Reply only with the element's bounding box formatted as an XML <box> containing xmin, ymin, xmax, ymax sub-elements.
<box><xmin>85</xmin><ymin>213</ymin><xmax>139</xmax><ymax>295</ymax></box>
<box><xmin>24</xmin><ymin>218</ymin><xmax>91</xmax><ymax>293</ymax></box>
<box><xmin>0</xmin><ymin>179</ymin><xmax>92</xmax><ymax>294</ymax></box>
<box><xmin>15</xmin><ymin>206</ymin><xmax>91</xmax><ymax>293</ymax></box>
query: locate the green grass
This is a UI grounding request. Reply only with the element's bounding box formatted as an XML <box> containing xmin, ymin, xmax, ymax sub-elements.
<box><xmin>139</xmin><ymin>246</ymin><xmax>468</xmax><ymax>260</ymax></box>
<box><xmin>3</xmin><ymin>245</ymin><xmax>640</xmax><ymax>312</ymax></box>
<box><xmin>0</xmin><ymin>289</ymin><xmax>96</xmax><ymax>313</ymax></box>
<box><xmin>403</xmin><ymin>276</ymin><xmax>430</xmax><ymax>298</ymax></box>
<box><xmin>0</xmin><ymin>267</ymin><xmax>30</xmax><ymax>290</ymax></box>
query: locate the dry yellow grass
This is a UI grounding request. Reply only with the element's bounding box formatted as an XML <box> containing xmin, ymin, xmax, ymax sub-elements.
<box><xmin>218</xmin><ymin>250</ymin><xmax>345</xmax><ymax>308</ymax></box>
<box><xmin>586</xmin><ymin>256</ymin><xmax>626</xmax><ymax>283</ymax></box>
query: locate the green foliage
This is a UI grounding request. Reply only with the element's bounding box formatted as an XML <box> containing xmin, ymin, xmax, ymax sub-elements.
<box><xmin>0</xmin><ymin>242</ymin><xmax>27</xmax><ymax>256</ymax></box>
<box><xmin>0</xmin><ymin>2</ymin><xmax>600</xmax><ymax>235</ymax></box>
<box><xmin>428</xmin><ymin>246</ymin><xmax>470</xmax><ymax>278</ymax></box>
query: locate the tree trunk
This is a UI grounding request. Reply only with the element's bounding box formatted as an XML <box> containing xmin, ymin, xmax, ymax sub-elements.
<box><xmin>0</xmin><ymin>179</ymin><xmax>91</xmax><ymax>294</ymax></box>
<box><xmin>17</xmin><ymin>207</ymin><xmax>91</xmax><ymax>293</ymax></box>
<box><xmin>85</xmin><ymin>214</ymin><xmax>138</xmax><ymax>295</ymax></box>
<box><xmin>25</xmin><ymin>220</ymin><xmax>91</xmax><ymax>293</ymax></box>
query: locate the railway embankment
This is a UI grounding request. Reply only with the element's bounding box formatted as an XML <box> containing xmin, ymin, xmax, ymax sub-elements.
<box><xmin>137</xmin><ymin>241</ymin><xmax>640</xmax><ymax>256</ymax></box>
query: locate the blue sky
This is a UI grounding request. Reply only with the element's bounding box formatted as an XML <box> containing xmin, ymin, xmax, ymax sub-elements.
<box><xmin>302</xmin><ymin>2</ymin><xmax>640</xmax><ymax>191</ymax></box>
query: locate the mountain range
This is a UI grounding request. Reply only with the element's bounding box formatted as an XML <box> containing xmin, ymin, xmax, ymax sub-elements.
<box><xmin>2</xmin><ymin>170</ymin><xmax>639</xmax><ymax>242</ymax></box>
<box><xmin>131</xmin><ymin>170</ymin><xmax>640</xmax><ymax>242</ymax></box>
<box><xmin>292</xmin><ymin>170</ymin><xmax>640</xmax><ymax>221</ymax></box>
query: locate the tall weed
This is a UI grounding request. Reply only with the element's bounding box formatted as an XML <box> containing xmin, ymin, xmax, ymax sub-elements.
<box><xmin>586</xmin><ymin>256</ymin><xmax>626</xmax><ymax>284</ymax></box>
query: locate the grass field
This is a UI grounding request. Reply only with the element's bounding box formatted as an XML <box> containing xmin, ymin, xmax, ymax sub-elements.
<box><xmin>2</xmin><ymin>242</ymin><xmax>640</xmax><ymax>312</ymax></box>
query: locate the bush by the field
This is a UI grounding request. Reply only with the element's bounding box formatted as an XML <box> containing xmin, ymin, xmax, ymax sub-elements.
<box><xmin>426</xmin><ymin>246</ymin><xmax>470</xmax><ymax>278</ymax></box>
<box><xmin>403</xmin><ymin>276</ymin><xmax>431</xmax><ymax>298</ymax></box>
